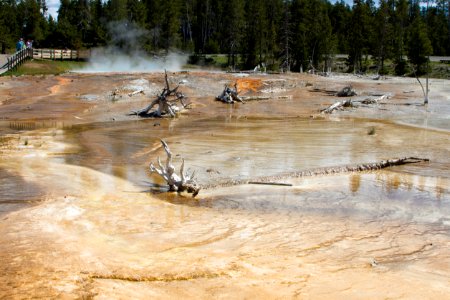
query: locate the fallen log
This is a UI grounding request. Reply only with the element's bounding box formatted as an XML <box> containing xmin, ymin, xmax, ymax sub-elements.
<box><xmin>321</xmin><ymin>94</ymin><xmax>389</xmax><ymax>113</ymax></box>
<box><xmin>240</xmin><ymin>95</ymin><xmax>291</xmax><ymax>102</ymax></box>
<box><xmin>202</xmin><ymin>157</ymin><xmax>429</xmax><ymax>189</ymax></box>
<box><xmin>131</xmin><ymin>71</ymin><xmax>188</xmax><ymax>118</ymax></box>
<box><xmin>364</xmin><ymin>94</ymin><xmax>388</xmax><ymax>104</ymax></box>
<box><xmin>320</xmin><ymin>99</ymin><xmax>353</xmax><ymax>114</ymax></box>
<box><xmin>248</xmin><ymin>182</ymin><xmax>293</xmax><ymax>186</ymax></box>
<box><xmin>128</xmin><ymin>90</ymin><xmax>145</xmax><ymax>97</ymax></box>
<box><xmin>149</xmin><ymin>140</ymin><xmax>200</xmax><ymax>196</ymax></box>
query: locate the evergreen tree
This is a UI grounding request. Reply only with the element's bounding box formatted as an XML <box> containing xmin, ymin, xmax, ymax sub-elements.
<box><xmin>243</xmin><ymin>0</ymin><xmax>268</xmax><ymax>69</ymax></box>
<box><xmin>88</xmin><ymin>0</ymin><xmax>107</xmax><ymax>47</ymax></box>
<box><xmin>222</xmin><ymin>0</ymin><xmax>244</xmax><ymax>68</ymax></box>
<box><xmin>17</xmin><ymin>0</ymin><xmax>48</xmax><ymax>45</ymax></box>
<box><xmin>392</xmin><ymin>0</ymin><xmax>409</xmax><ymax>75</ymax></box>
<box><xmin>408</xmin><ymin>13</ymin><xmax>433</xmax><ymax>74</ymax></box>
<box><xmin>347</xmin><ymin>0</ymin><xmax>374</xmax><ymax>72</ymax></box>
<box><xmin>290</xmin><ymin>0</ymin><xmax>333</xmax><ymax>72</ymax></box>
<box><xmin>127</xmin><ymin>0</ymin><xmax>147</xmax><ymax>26</ymax></box>
<box><xmin>0</xmin><ymin>0</ymin><xmax>19</xmax><ymax>52</ymax></box>
<box><xmin>160</xmin><ymin>0</ymin><xmax>182</xmax><ymax>50</ymax></box>
<box><xmin>105</xmin><ymin>0</ymin><xmax>127</xmax><ymax>21</ymax></box>
<box><xmin>425</xmin><ymin>6</ymin><xmax>449</xmax><ymax>55</ymax></box>
<box><xmin>373</xmin><ymin>0</ymin><xmax>394</xmax><ymax>74</ymax></box>
<box><xmin>329</xmin><ymin>0</ymin><xmax>351</xmax><ymax>54</ymax></box>
<box><xmin>56</xmin><ymin>0</ymin><xmax>80</xmax><ymax>48</ymax></box>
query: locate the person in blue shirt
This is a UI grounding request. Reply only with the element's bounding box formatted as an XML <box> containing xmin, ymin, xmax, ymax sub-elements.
<box><xmin>16</xmin><ymin>38</ymin><xmax>25</xmax><ymax>52</ymax></box>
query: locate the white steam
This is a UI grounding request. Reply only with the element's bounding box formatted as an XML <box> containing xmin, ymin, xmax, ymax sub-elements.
<box><xmin>78</xmin><ymin>50</ymin><xmax>188</xmax><ymax>73</ymax></box>
<box><xmin>76</xmin><ymin>21</ymin><xmax>188</xmax><ymax>73</ymax></box>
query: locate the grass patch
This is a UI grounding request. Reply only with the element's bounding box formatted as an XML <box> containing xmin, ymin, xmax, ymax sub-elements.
<box><xmin>3</xmin><ymin>59</ymin><xmax>87</xmax><ymax>76</ymax></box>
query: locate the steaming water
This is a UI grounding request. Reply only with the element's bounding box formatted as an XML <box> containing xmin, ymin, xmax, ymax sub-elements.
<box><xmin>76</xmin><ymin>51</ymin><xmax>188</xmax><ymax>73</ymax></box>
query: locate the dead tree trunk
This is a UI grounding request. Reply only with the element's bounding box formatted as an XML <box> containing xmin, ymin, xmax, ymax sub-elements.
<box><xmin>320</xmin><ymin>94</ymin><xmax>389</xmax><ymax>114</ymax></box>
<box><xmin>320</xmin><ymin>99</ymin><xmax>353</xmax><ymax>114</ymax></box>
<box><xmin>131</xmin><ymin>71</ymin><xmax>188</xmax><ymax>118</ymax></box>
<box><xmin>149</xmin><ymin>140</ymin><xmax>200</xmax><ymax>196</ymax></box>
<box><xmin>216</xmin><ymin>83</ymin><xmax>244</xmax><ymax>104</ymax></box>
<box><xmin>202</xmin><ymin>157</ymin><xmax>429</xmax><ymax>189</ymax></box>
<box><xmin>336</xmin><ymin>85</ymin><xmax>357</xmax><ymax>97</ymax></box>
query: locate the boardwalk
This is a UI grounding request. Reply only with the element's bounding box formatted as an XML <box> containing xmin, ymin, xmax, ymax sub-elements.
<box><xmin>0</xmin><ymin>54</ymin><xmax>9</xmax><ymax>74</ymax></box>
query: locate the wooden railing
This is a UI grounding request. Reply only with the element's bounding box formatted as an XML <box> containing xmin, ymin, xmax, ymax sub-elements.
<box><xmin>32</xmin><ymin>48</ymin><xmax>90</xmax><ymax>61</ymax></box>
<box><xmin>3</xmin><ymin>48</ymin><xmax>33</xmax><ymax>72</ymax></box>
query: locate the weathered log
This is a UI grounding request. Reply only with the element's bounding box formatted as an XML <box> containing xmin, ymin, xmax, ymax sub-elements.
<box><xmin>248</xmin><ymin>182</ymin><xmax>293</xmax><ymax>186</ymax></box>
<box><xmin>238</xmin><ymin>95</ymin><xmax>291</xmax><ymax>102</ymax></box>
<box><xmin>202</xmin><ymin>157</ymin><xmax>429</xmax><ymax>189</ymax></box>
<box><xmin>216</xmin><ymin>83</ymin><xmax>244</xmax><ymax>104</ymax></box>
<box><xmin>131</xmin><ymin>71</ymin><xmax>188</xmax><ymax>118</ymax></box>
<box><xmin>321</xmin><ymin>94</ymin><xmax>389</xmax><ymax>113</ymax></box>
<box><xmin>149</xmin><ymin>140</ymin><xmax>200</xmax><ymax>196</ymax></box>
<box><xmin>360</xmin><ymin>94</ymin><xmax>388</xmax><ymax>104</ymax></box>
<box><xmin>128</xmin><ymin>90</ymin><xmax>145</xmax><ymax>97</ymax></box>
<box><xmin>320</xmin><ymin>99</ymin><xmax>353</xmax><ymax>114</ymax></box>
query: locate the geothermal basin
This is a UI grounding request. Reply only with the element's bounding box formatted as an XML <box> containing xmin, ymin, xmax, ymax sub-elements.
<box><xmin>0</xmin><ymin>70</ymin><xmax>449</xmax><ymax>298</ymax></box>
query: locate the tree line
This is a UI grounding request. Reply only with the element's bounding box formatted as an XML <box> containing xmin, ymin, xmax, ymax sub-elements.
<box><xmin>1</xmin><ymin>0</ymin><xmax>449</xmax><ymax>74</ymax></box>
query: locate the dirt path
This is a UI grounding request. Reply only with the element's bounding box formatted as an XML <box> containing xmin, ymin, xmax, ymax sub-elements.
<box><xmin>0</xmin><ymin>54</ymin><xmax>9</xmax><ymax>74</ymax></box>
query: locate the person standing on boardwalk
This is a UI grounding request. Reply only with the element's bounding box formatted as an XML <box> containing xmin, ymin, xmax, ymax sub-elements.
<box><xmin>16</xmin><ymin>38</ymin><xmax>25</xmax><ymax>52</ymax></box>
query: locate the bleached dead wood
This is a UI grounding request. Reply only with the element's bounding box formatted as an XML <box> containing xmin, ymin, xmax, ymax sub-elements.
<box><xmin>360</xmin><ymin>94</ymin><xmax>388</xmax><ymax>104</ymax></box>
<box><xmin>239</xmin><ymin>95</ymin><xmax>291</xmax><ymax>102</ymax></box>
<box><xmin>131</xmin><ymin>71</ymin><xmax>189</xmax><ymax>118</ymax></box>
<box><xmin>149</xmin><ymin>140</ymin><xmax>200</xmax><ymax>196</ymax></box>
<box><xmin>128</xmin><ymin>90</ymin><xmax>144</xmax><ymax>97</ymax></box>
<box><xmin>216</xmin><ymin>84</ymin><xmax>244</xmax><ymax>104</ymax></box>
<box><xmin>202</xmin><ymin>157</ymin><xmax>429</xmax><ymax>189</ymax></box>
<box><xmin>321</xmin><ymin>94</ymin><xmax>389</xmax><ymax>113</ymax></box>
<box><xmin>320</xmin><ymin>99</ymin><xmax>353</xmax><ymax>114</ymax></box>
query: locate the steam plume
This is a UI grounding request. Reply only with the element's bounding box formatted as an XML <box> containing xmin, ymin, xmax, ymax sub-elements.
<box><xmin>77</xmin><ymin>21</ymin><xmax>187</xmax><ymax>73</ymax></box>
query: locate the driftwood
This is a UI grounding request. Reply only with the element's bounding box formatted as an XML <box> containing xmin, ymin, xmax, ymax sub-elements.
<box><xmin>149</xmin><ymin>140</ymin><xmax>200</xmax><ymax>196</ymax></box>
<box><xmin>248</xmin><ymin>181</ymin><xmax>293</xmax><ymax>186</ymax></box>
<box><xmin>321</xmin><ymin>94</ymin><xmax>389</xmax><ymax>114</ymax></box>
<box><xmin>216</xmin><ymin>84</ymin><xmax>244</xmax><ymax>104</ymax></box>
<box><xmin>202</xmin><ymin>157</ymin><xmax>429</xmax><ymax>189</ymax></box>
<box><xmin>131</xmin><ymin>71</ymin><xmax>188</xmax><ymax>118</ymax></box>
<box><xmin>320</xmin><ymin>99</ymin><xmax>353</xmax><ymax>114</ymax></box>
<box><xmin>241</xmin><ymin>95</ymin><xmax>291</xmax><ymax>102</ymax></box>
<box><xmin>128</xmin><ymin>90</ymin><xmax>144</xmax><ymax>97</ymax></box>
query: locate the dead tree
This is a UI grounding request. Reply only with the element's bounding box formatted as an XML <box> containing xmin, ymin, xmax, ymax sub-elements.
<box><xmin>320</xmin><ymin>94</ymin><xmax>389</xmax><ymax>114</ymax></box>
<box><xmin>336</xmin><ymin>85</ymin><xmax>357</xmax><ymax>97</ymax></box>
<box><xmin>149</xmin><ymin>140</ymin><xmax>200</xmax><ymax>196</ymax></box>
<box><xmin>131</xmin><ymin>71</ymin><xmax>188</xmax><ymax>117</ymax></box>
<box><xmin>202</xmin><ymin>157</ymin><xmax>429</xmax><ymax>189</ymax></box>
<box><xmin>216</xmin><ymin>83</ymin><xmax>244</xmax><ymax>104</ymax></box>
<box><xmin>320</xmin><ymin>99</ymin><xmax>353</xmax><ymax>114</ymax></box>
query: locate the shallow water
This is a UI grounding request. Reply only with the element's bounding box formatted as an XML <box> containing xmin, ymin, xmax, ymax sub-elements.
<box><xmin>0</xmin><ymin>73</ymin><xmax>449</xmax><ymax>298</ymax></box>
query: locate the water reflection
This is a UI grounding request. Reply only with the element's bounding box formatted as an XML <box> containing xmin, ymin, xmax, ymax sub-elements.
<box><xmin>0</xmin><ymin>116</ymin><xmax>449</xmax><ymax>299</ymax></box>
<box><xmin>1</xmin><ymin>116</ymin><xmax>449</xmax><ymax>221</ymax></box>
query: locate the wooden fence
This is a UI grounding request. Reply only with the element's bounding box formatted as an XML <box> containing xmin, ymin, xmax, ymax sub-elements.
<box><xmin>32</xmin><ymin>48</ymin><xmax>90</xmax><ymax>61</ymax></box>
<box><xmin>4</xmin><ymin>48</ymin><xmax>33</xmax><ymax>72</ymax></box>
